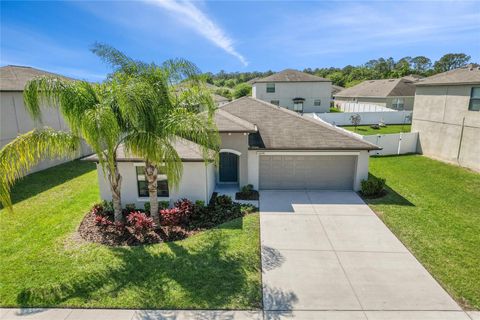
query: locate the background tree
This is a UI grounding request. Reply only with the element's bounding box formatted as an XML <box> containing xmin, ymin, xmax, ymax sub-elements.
<box><xmin>411</xmin><ymin>56</ymin><xmax>432</xmax><ymax>73</ymax></box>
<box><xmin>233</xmin><ymin>83</ymin><xmax>252</xmax><ymax>99</ymax></box>
<box><xmin>434</xmin><ymin>53</ymin><xmax>471</xmax><ymax>72</ymax></box>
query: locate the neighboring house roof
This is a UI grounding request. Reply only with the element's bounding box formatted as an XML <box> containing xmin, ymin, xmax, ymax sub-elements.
<box><xmin>212</xmin><ymin>93</ymin><xmax>230</xmax><ymax>104</ymax></box>
<box><xmin>334</xmin><ymin>77</ymin><xmax>416</xmax><ymax>98</ymax></box>
<box><xmin>332</xmin><ymin>85</ymin><xmax>344</xmax><ymax>95</ymax></box>
<box><xmin>83</xmin><ymin>138</ymin><xmax>212</xmax><ymax>163</ymax></box>
<box><xmin>252</xmin><ymin>69</ymin><xmax>331</xmax><ymax>83</ymax></box>
<box><xmin>219</xmin><ymin>97</ymin><xmax>379</xmax><ymax>151</ymax></box>
<box><xmin>0</xmin><ymin>65</ymin><xmax>73</xmax><ymax>91</ymax></box>
<box><xmin>214</xmin><ymin>109</ymin><xmax>257</xmax><ymax>133</ymax></box>
<box><xmin>416</xmin><ymin>65</ymin><xmax>480</xmax><ymax>86</ymax></box>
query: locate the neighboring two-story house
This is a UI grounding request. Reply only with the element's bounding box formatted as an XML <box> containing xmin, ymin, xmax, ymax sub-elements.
<box><xmin>412</xmin><ymin>65</ymin><xmax>480</xmax><ymax>172</ymax></box>
<box><xmin>252</xmin><ymin>69</ymin><xmax>332</xmax><ymax>113</ymax></box>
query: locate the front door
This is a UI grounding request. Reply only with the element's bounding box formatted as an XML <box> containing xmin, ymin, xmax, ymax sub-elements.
<box><xmin>219</xmin><ymin>152</ymin><xmax>238</xmax><ymax>182</ymax></box>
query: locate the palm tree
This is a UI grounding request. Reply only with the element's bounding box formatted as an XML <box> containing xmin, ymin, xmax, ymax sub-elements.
<box><xmin>93</xmin><ymin>44</ymin><xmax>220</xmax><ymax>225</ymax></box>
<box><xmin>0</xmin><ymin>78</ymin><xmax>125</xmax><ymax>222</ymax></box>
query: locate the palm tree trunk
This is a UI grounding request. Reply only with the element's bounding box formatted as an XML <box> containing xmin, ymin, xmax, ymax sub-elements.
<box><xmin>108</xmin><ymin>164</ymin><xmax>123</xmax><ymax>223</ymax></box>
<box><xmin>145</xmin><ymin>161</ymin><xmax>159</xmax><ymax>226</ymax></box>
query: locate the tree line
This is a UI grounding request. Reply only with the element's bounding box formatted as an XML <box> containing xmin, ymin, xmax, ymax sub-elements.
<box><xmin>204</xmin><ymin>53</ymin><xmax>475</xmax><ymax>91</ymax></box>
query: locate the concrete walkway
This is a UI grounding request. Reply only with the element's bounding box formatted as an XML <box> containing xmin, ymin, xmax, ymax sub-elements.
<box><xmin>260</xmin><ymin>190</ymin><xmax>477</xmax><ymax>319</ymax></box>
<box><xmin>2</xmin><ymin>190</ymin><xmax>479</xmax><ymax>319</ymax></box>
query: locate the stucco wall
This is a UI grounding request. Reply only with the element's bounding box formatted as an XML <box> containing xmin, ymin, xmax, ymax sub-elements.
<box><xmin>96</xmin><ymin>161</ymin><xmax>214</xmax><ymax>208</ymax></box>
<box><xmin>219</xmin><ymin>132</ymin><xmax>249</xmax><ymax>187</ymax></box>
<box><xmin>1</xmin><ymin>91</ymin><xmax>91</xmax><ymax>173</ymax></box>
<box><xmin>253</xmin><ymin>82</ymin><xmax>331</xmax><ymax>113</ymax></box>
<box><xmin>412</xmin><ymin>85</ymin><xmax>480</xmax><ymax>172</ymax></box>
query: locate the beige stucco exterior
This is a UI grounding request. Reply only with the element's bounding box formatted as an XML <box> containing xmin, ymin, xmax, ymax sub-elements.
<box><xmin>0</xmin><ymin>91</ymin><xmax>91</xmax><ymax>173</ymax></box>
<box><xmin>412</xmin><ymin>85</ymin><xmax>480</xmax><ymax>172</ymax></box>
<box><xmin>96</xmin><ymin>161</ymin><xmax>216</xmax><ymax>208</ymax></box>
<box><xmin>253</xmin><ymin>82</ymin><xmax>331</xmax><ymax>113</ymax></box>
<box><xmin>334</xmin><ymin>96</ymin><xmax>415</xmax><ymax>111</ymax></box>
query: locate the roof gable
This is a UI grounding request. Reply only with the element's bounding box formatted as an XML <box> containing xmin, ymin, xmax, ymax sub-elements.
<box><xmin>253</xmin><ymin>69</ymin><xmax>330</xmax><ymax>83</ymax></box>
<box><xmin>214</xmin><ymin>109</ymin><xmax>257</xmax><ymax>132</ymax></box>
<box><xmin>220</xmin><ymin>97</ymin><xmax>379</xmax><ymax>151</ymax></box>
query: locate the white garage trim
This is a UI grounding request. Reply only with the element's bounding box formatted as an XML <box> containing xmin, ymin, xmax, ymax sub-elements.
<box><xmin>257</xmin><ymin>151</ymin><xmax>360</xmax><ymax>156</ymax></box>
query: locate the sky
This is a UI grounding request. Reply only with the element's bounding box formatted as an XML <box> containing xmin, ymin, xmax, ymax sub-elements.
<box><xmin>1</xmin><ymin>0</ymin><xmax>479</xmax><ymax>82</ymax></box>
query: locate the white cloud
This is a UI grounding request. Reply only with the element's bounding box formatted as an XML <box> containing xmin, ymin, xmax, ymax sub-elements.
<box><xmin>145</xmin><ymin>0</ymin><xmax>248</xmax><ymax>66</ymax></box>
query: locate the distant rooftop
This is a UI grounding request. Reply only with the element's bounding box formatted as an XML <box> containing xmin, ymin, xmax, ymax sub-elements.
<box><xmin>252</xmin><ymin>69</ymin><xmax>330</xmax><ymax>83</ymax></box>
<box><xmin>335</xmin><ymin>77</ymin><xmax>417</xmax><ymax>98</ymax></box>
<box><xmin>0</xmin><ymin>65</ymin><xmax>74</xmax><ymax>91</ymax></box>
<box><xmin>416</xmin><ymin>65</ymin><xmax>480</xmax><ymax>86</ymax></box>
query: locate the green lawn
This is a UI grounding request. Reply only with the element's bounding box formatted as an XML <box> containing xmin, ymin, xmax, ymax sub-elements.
<box><xmin>366</xmin><ymin>155</ymin><xmax>480</xmax><ymax>310</ymax></box>
<box><xmin>0</xmin><ymin>160</ymin><xmax>261</xmax><ymax>309</ymax></box>
<box><xmin>341</xmin><ymin>124</ymin><xmax>411</xmax><ymax>135</ymax></box>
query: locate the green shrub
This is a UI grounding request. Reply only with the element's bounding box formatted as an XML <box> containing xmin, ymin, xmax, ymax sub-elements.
<box><xmin>361</xmin><ymin>176</ymin><xmax>386</xmax><ymax>197</ymax></box>
<box><xmin>195</xmin><ymin>200</ymin><xmax>205</xmax><ymax>207</ymax></box>
<box><xmin>144</xmin><ymin>202</ymin><xmax>151</xmax><ymax>213</ymax></box>
<box><xmin>241</xmin><ymin>184</ymin><xmax>254</xmax><ymax>193</ymax></box>
<box><xmin>101</xmin><ymin>200</ymin><xmax>114</xmax><ymax>213</ymax></box>
<box><xmin>125</xmin><ymin>203</ymin><xmax>136</xmax><ymax>212</ymax></box>
<box><xmin>159</xmin><ymin>201</ymin><xmax>170</xmax><ymax>209</ymax></box>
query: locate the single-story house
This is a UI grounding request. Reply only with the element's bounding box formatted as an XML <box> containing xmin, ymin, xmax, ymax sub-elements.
<box><xmin>86</xmin><ymin>97</ymin><xmax>380</xmax><ymax>207</ymax></box>
<box><xmin>0</xmin><ymin>65</ymin><xmax>91</xmax><ymax>174</ymax></box>
<box><xmin>412</xmin><ymin>65</ymin><xmax>480</xmax><ymax>172</ymax></box>
<box><xmin>334</xmin><ymin>77</ymin><xmax>417</xmax><ymax>110</ymax></box>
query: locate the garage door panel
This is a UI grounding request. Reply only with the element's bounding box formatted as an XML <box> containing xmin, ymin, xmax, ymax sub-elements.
<box><xmin>259</xmin><ymin>155</ymin><xmax>355</xmax><ymax>190</ymax></box>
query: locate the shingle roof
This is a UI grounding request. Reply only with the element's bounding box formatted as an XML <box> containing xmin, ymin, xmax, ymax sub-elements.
<box><xmin>0</xmin><ymin>65</ymin><xmax>73</xmax><ymax>91</ymax></box>
<box><xmin>220</xmin><ymin>97</ymin><xmax>379</xmax><ymax>151</ymax></box>
<box><xmin>253</xmin><ymin>69</ymin><xmax>330</xmax><ymax>83</ymax></box>
<box><xmin>416</xmin><ymin>65</ymin><xmax>480</xmax><ymax>86</ymax></box>
<box><xmin>214</xmin><ymin>109</ymin><xmax>257</xmax><ymax>132</ymax></box>
<box><xmin>213</xmin><ymin>93</ymin><xmax>230</xmax><ymax>104</ymax></box>
<box><xmin>83</xmin><ymin>138</ymin><xmax>211</xmax><ymax>162</ymax></box>
<box><xmin>335</xmin><ymin>78</ymin><xmax>417</xmax><ymax>98</ymax></box>
<box><xmin>332</xmin><ymin>85</ymin><xmax>344</xmax><ymax>95</ymax></box>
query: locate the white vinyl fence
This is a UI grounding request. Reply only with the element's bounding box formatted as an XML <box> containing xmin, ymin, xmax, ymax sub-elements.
<box><xmin>308</xmin><ymin>111</ymin><xmax>412</xmax><ymax>126</ymax></box>
<box><xmin>309</xmin><ymin>114</ymin><xmax>418</xmax><ymax>156</ymax></box>
<box><xmin>335</xmin><ymin>102</ymin><xmax>396</xmax><ymax>112</ymax></box>
<box><xmin>363</xmin><ymin>132</ymin><xmax>418</xmax><ymax>156</ymax></box>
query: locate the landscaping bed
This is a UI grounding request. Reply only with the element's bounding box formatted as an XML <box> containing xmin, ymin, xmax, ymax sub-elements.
<box><xmin>79</xmin><ymin>196</ymin><xmax>257</xmax><ymax>246</ymax></box>
<box><xmin>365</xmin><ymin>155</ymin><xmax>480</xmax><ymax>310</ymax></box>
<box><xmin>235</xmin><ymin>184</ymin><xmax>259</xmax><ymax>201</ymax></box>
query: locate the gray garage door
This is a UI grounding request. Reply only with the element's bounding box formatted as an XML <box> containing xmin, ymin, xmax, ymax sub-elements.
<box><xmin>259</xmin><ymin>155</ymin><xmax>356</xmax><ymax>190</ymax></box>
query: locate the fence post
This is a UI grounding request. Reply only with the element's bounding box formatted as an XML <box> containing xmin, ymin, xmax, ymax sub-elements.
<box><xmin>397</xmin><ymin>132</ymin><xmax>402</xmax><ymax>155</ymax></box>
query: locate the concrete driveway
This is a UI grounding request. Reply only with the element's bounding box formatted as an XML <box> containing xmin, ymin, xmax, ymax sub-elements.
<box><xmin>260</xmin><ymin>190</ymin><xmax>468</xmax><ymax>320</ymax></box>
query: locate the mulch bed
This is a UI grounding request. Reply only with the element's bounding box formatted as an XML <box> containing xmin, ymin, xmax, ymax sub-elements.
<box><xmin>78</xmin><ymin>212</ymin><xmax>201</xmax><ymax>246</ymax></box>
<box><xmin>235</xmin><ymin>190</ymin><xmax>259</xmax><ymax>201</ymax></box>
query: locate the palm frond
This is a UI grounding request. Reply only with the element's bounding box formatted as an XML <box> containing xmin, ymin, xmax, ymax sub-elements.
<box><xmin>0</xmin><ymin>128</ymin><xmax>80</xmax><ymax>211</ymax></box>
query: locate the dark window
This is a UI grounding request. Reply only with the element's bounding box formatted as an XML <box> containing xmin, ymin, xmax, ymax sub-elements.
<box><xmin>271</xmin><ymin>100</ymin><xmax>280</xmax><ymax>106</ymax></box>
<box><xmin>293</xmin><ymin>101</ymin><xmax>303</xmax><ymax>112</ymax></box>
<box><xmin>314</xmin><ymin>99</ymin><xmax>321</xmax><ymax>106</ymax></box>
<box><xmin>136</xmin><ymin>166</ymin><xmax>169</xmax><ymax>197</ymax></box>
<box><xmin>266</xmin><ymin>83</ymin><xmax>275</xmax><ymax>93</ymax></box>
<box><xmin>469</xmin><ymin>87</ymin><xmax>480</xmax><ymax>111</ymax></box>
